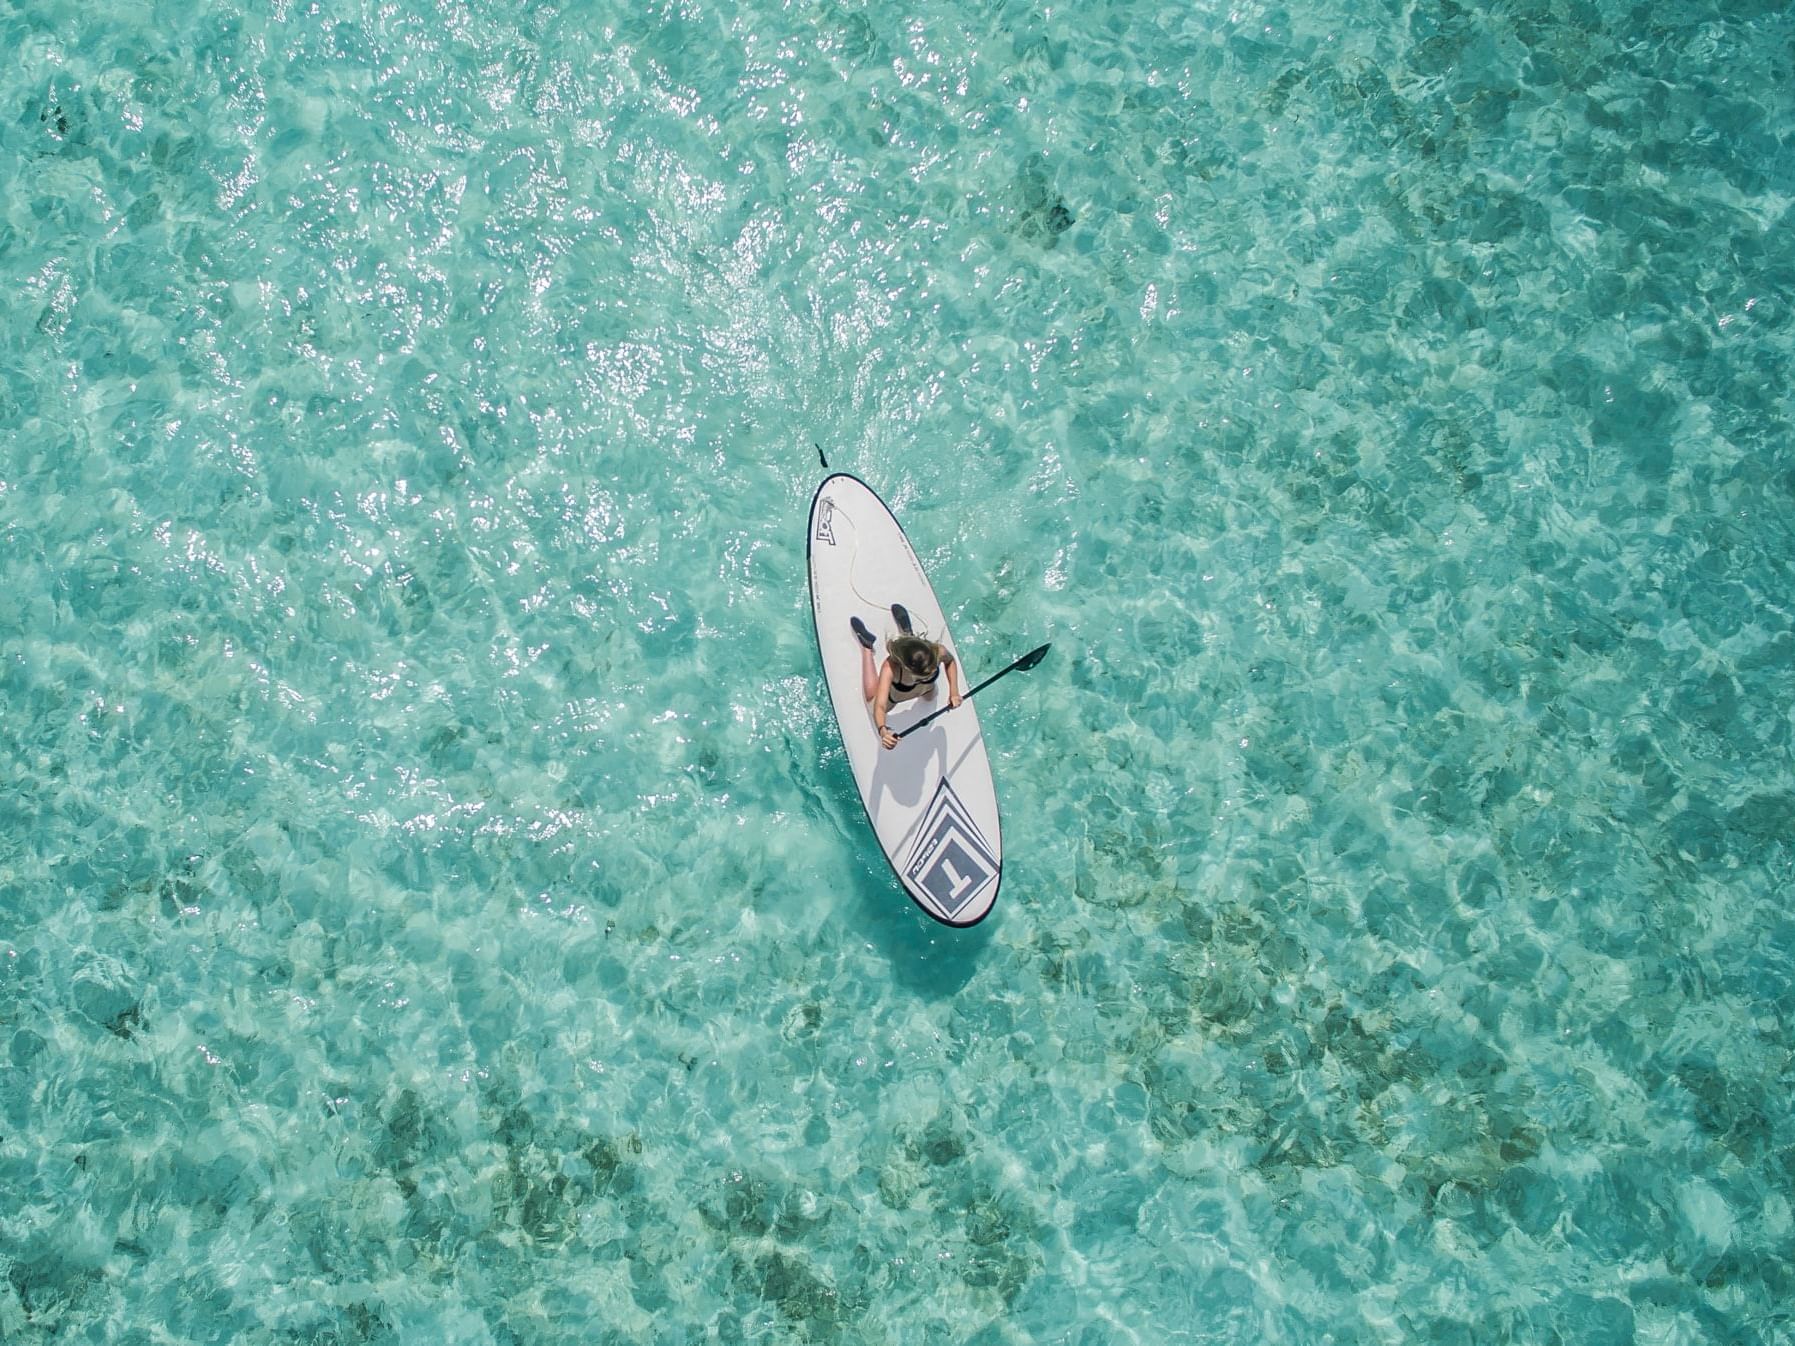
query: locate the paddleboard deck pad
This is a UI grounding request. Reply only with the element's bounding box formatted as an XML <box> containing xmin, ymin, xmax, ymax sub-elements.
<box><xmin>807</xmin><ymin>473</ymin><xmax>1002</xmax><ymax>926</ymax></box>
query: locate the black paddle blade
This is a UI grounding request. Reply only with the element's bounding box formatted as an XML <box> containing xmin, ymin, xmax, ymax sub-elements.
<box><xmin>1016</xmin><ymin>643</ymin><xmax>1050</xmax><ymax>671</ymax></box>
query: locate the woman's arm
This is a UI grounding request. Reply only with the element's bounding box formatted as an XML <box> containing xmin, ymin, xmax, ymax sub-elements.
<box><xmin>873</xmin><ymin>663</ymin><xmax>898</xmax><ymax>748</ymax></box>
<box><xmin>944</xmin><ymin>649</ymin><xmax>961</xmax><ymax>708</ymax></box>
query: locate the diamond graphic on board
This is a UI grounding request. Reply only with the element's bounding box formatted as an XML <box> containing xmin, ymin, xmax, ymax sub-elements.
<box><xmin>814</xmin><ymin>497</ymin><xmax>837</xmax><ymax>546</ymax></box>
<box><xmin>903</xmin><ymin>780</ymin><xmax>998</xmax><ymax>917</ymax></box>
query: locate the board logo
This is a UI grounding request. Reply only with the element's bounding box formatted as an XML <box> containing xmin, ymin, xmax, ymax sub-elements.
<box><xmin>814</xmin><ymin>497</ymin><xmax>837</xmax><ymax>546</ymax></box>
<box><xmin>904</xmin><ymin>780</ymin><xmax>998</xmax><ymax>918</ymax></box>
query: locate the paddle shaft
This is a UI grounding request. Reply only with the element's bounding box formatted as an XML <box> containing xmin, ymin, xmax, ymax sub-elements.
<box><xmin>894</xmin><ymin>644</ymin><xmax>1050</xmax><ymax>739</ymax></box>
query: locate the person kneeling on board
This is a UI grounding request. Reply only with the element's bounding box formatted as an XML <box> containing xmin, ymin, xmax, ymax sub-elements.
<box><xmin>851</xmin><ymin>603</ymin><xmax>962</xmax><ymax>749</ymax></box>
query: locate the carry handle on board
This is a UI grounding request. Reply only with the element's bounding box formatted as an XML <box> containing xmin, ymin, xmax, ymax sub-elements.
<box><xmin>895</xmin><ymin>644</ymin><xmax>1051</xmax><ymax>739</ymax></box>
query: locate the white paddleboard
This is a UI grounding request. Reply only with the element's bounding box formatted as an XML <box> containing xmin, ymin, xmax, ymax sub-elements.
<box><xmin>807</xmin><ymin>473</ymin><xmax>1002</xmax><ymax>926</ymax></box>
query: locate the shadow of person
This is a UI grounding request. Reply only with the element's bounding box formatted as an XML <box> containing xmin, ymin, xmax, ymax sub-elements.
<box><xmin>865</xmin><ymin>705</ymin><xmax>946</xmax><ymax>825</ymax></box>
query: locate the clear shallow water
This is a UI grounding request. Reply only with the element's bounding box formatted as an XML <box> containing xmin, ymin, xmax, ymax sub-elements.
<box><xmin>2</xmin><ymin>0</ymin><xmax>1793</xmax><ymax>1339</ymax></box>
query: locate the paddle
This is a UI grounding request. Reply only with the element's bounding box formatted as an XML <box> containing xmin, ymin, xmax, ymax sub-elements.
<box><xmin>894</xmin><ymin>644</ymin><xmax>1051</xmax><ymax>739</ymax></box>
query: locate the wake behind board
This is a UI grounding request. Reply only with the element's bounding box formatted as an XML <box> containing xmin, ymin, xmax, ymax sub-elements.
<box><xmin>807</xmin><ymin>473</ymin><xmax>1002</xmax><ymax>927</ymax></box>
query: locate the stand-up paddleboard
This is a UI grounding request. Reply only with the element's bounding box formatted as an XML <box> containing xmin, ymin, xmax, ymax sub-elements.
<box><xmin>807</xmin><ymin>473</ymin><xmax>1002</xmax><ymax>927</ymax></box>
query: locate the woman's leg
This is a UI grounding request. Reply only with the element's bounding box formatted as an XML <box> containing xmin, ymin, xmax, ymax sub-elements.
<box><xmin>861</xmin><ymin>647</ymin><xmax>881</xmax><ymax>701</ymax></box>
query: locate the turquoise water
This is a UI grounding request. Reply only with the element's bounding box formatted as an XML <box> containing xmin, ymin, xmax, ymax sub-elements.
<box><xmin>3</xmin><ymin>0</ymin><xmax>1793</xmax><ymax>1339</ymax></box>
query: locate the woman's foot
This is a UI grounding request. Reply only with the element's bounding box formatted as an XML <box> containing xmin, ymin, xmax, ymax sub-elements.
<box><xmin>890</xmin><ymin>603</ymin><xmax>914</xmax><ymax>634</ymax></box>
<box><xmin>850</xmin><ymin>616</ymin><xmax>877</xmax><ymax>649</ymax></box>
